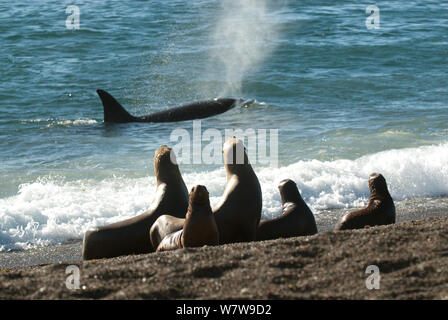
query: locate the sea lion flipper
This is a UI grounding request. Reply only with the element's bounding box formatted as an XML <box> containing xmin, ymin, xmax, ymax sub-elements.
<box><xmin>97</xmin><ymin>89</ymin><xmax>138</xmax><ymax>123</ymax></box>
<box><xmin>156</xmin><ymin>230</ymin><xmax>183</xmax><ymax>252</ymax></box>
<box><xmin>150</xmin><ymin>215</ymin><xmax>185</xmax><ymax>250</ymax></box>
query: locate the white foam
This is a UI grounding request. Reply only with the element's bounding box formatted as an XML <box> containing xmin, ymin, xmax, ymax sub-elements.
<box><xmin>259</xmin><ymin>143</ymin><xmax>448</xmax><ymax>214</ymax></box>
<box><xmin>50</xmin><ymin>119</ymin><xmax>98</xmax><ymax>127</ymax></box>
<box><xmin>0</xmin><ymin>143</ymin><xmax>447</xmax><ymax>251</ymax></box>
<box><xmin>21</xmin><ymin>118</ymin><xmax>98</xmax><ymax>127</ymax></box>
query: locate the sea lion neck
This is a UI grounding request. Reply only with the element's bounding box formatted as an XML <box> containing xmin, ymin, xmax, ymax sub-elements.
<box><xmin>155</xmin><ymin>164</ymin><xmax>183</xmax><ymax>185</ymax></box>
<box><xmin>278</xmin><ymin>179</ymin><xmax>301</xmax><ymax>204</ymax></box>
<box><xmin>187</xmin><ymin>201</ymin><xmax>212</xmax><ymax>216</ymax></box>
<box><xmin>224</xmin><ymin>161</ymin><xmax>253</xmax><ymax>179</ymax></box>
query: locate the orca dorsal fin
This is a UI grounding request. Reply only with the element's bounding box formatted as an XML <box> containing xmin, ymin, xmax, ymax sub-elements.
<box><xmin>97</xmin><ymin>89</ymin><xmax>137</xmax><ymax>123</ymax></box>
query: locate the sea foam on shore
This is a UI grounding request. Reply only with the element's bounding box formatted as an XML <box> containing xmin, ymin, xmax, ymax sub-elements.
<box><xmin>1</xmin><ymin>143</ymin><xmax>447</xmax><ymax>251</ymax></box>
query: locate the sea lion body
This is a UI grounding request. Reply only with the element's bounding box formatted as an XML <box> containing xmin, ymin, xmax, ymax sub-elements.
<box><xmin>213</xmin><ymin>137</ymin><xmax>262</xmax><ymax>244</ymax></box>
<box><xmin>256</xmin><ymin>179</ymin><xmax>317</xmax><ymax>241</ymax></box>
<box><xmin>82</xmin><ymin>146</ymin><xmax>188</xmax><ymax>260</ymax></box>
<box><xmin>156</xmin><ymin>185</ymin><xmax>219</xmax><ymax>252</ymax></box>
<box><xmin>335</xmin><ymin>173</ymin><xmax>395</xmax><ymax>231</ymax></box>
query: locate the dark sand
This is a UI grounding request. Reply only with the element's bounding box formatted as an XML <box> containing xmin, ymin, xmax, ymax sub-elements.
<box><xmin>1</xmin><ymin>214</ymin><xmax>447</xmax><ymax>299</ymax></box>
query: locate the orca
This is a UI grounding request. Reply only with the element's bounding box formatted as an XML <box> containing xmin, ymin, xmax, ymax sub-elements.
<box><xmin>97</xmin><ymin>89</ymin><xmax>238</xmax><ymax>123</ymax></box>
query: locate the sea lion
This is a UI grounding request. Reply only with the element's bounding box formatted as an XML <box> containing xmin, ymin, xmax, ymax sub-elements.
<box><xmin>213</xmin><ymin>137</ymin><xmax>262</xmax><ymax>244</ymax></box>
<box><xmin>97</xmin><ymin>89</ymin><xmax>238</xmax><ymax>123</ymax></box>
<box><xmin>256</xmin><ymin>179</ymin><xmax>317</xmax><ymax>241</ymax></box>
<box><xmin>150</xmin><ymin>136</ymin><xmax>262</xmax><ymax>249</ymax></box>
<box><xmin>335</xmin><ymin>173</ymin><xmax>396</xmax><ymax>231</ymax></box>
<box><xmin>82</xmin><ymin>145</ymin><xmax>189</xmax><ymax>260</ymax></box>
<box><xmin>156</xmin><ymin>185</ymin><xmax>219</xmax><ymax>252</ymax></box>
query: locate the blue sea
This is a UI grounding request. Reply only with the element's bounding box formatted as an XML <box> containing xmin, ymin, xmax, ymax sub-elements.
<box><xmin>0</xmin><ymin>0</ymin><xmax>447</xmax><ymax>251</ymax></box>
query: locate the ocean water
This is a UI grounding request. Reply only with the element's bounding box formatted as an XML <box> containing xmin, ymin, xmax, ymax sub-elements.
<box><xmin>0</xmin><ymin>0</ymin><xmax>447</xmax><ymax>251</ymax></box>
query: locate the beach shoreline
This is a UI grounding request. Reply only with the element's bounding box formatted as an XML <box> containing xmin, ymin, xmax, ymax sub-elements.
<box><xmin>1</xmin><ymin>212</ymin><xmax>447</xmax><ymax>299</ymax></box>
<box><xmin>1</xmin><ymin>196</ymin><xmax>447</xmax><ymax>271</ymax></box>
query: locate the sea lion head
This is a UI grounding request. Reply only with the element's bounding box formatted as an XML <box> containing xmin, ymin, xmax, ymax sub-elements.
<box><xmin>278</xmin><ymin>179</ymin><xmax>302</xmax><ymax>204</ymax></box>
<box><xmin>153</xmin><ymin>145</ymin><xmax>182</xmax><ymax>183</ymax></box>
<box><xmin>368</xmin><ymin>173</ymin><xmax>390</xmax><ymax>199</ymax></box>
<box><xmin>189</xmin><ymin>185</ymin><xmax>210</xmax><ymax>206</ymax></box>
<box><xmin>222</xmin><ymin>137</ymin><xmax>250</xmax><ymax>173</ymax></box>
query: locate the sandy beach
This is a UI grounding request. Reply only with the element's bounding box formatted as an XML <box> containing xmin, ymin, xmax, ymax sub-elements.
<box><xmin>1</xmin><ymin>209</ymin><xmax>447</xmax><ymax>300</ymax></box>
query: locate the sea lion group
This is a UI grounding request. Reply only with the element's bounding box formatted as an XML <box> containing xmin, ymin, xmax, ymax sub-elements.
<box><xmin>82</xmin><ymin>137</ymin><xmax>396</xmax><ymax>260</ymax></box>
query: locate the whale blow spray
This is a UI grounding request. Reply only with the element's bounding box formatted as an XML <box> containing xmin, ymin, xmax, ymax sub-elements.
<box><xmin>209</xmin><ymin>0</ymin><xmax>284</xmax><ymax>96</ymax></box>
